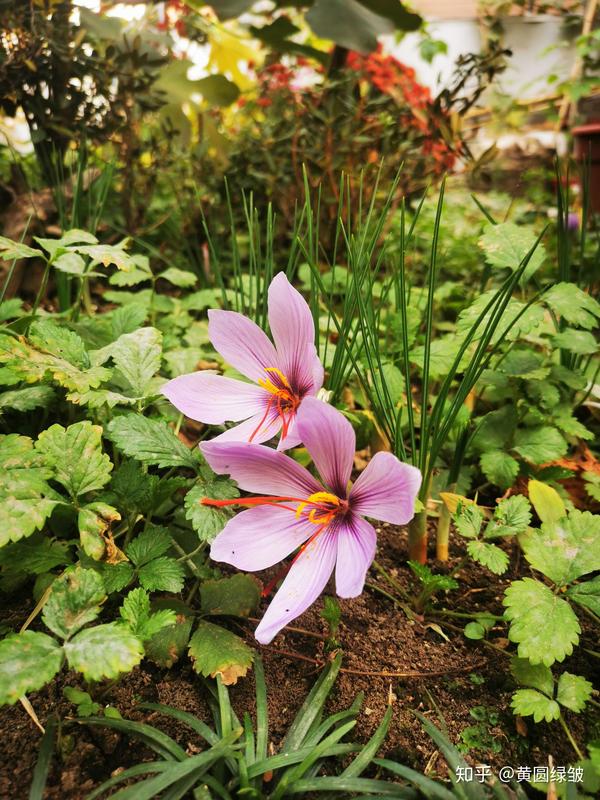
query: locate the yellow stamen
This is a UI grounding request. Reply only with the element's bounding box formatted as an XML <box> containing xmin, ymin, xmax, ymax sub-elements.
<box><xmin>296</xmin><ymin>491</ymin><xmax>341</xmax><ymax>523</ymax></box>
<box><xmin>258</xmin><ymin>367</ymin><xmax>291</xmax><ymax>395</ymax></box>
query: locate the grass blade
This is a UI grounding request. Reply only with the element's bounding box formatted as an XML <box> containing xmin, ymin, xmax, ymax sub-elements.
<box><xmin>28</xmin><ymin>715</ymin><xmax>56</xmax><ymax>800</ymax></box>
<box><xmin>341</xmin><ymin>704</ymin><xmax>392</xmax><ymax>778</ymax></box>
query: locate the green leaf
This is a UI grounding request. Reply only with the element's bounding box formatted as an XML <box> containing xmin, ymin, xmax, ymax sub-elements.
<box><xmin>457</xmin><ymin>293</ymin><xmax>544</xmax><ymax>343</ymax></box>
<box><xmin>29</xmin><ymin>320</ymin><xmax>90</xmax><ymax>369</ymax></box>
<box><xmin>0</xmin><ymin>385</ymin><xmax>55</xmax><ymax>413</ymax></box>
<box><xmin>138</xmin><ymin>557</ymin><xmax>185</xmax><ymax>593</ymax></box>
<box><xmin>106</xmin><ymin>414</ymin><xmax>198</xmax><ymax>469</ymax></box>
<box><xmin>464</xmin><ymin>622</ymin><xmax>485</xmax><ymax>640</ymax></box>
<box><xmin>0</xmin><ymin>434</ymin><xmax>58</xmax><ymax>546</ymax></box>
<box><xmin>453</xmin><ymin>504</ymin><xmax>484</xmax><ymax>539</ymax></box>
<box><xmin>63</xmin><ymin>686</ymin><xmax>100</xmax><ymax>717</ymax></box>
<box><xmin>0</xmin><ymin>237</ymin><xmax>42</xmax><ymax>260</ymax></box>
<box><xmin>544</xmin><ymin>283</ymin><xmax>600</xmax><ymax>330</ymax></box>
<box><xmin>0</xmin><ymin>631</ymin><xmax>63</xmax><ymax>705</ymax></box>
<box><xmin>466</xmin><ymin>540</ymin><xmax>509</xmax><ymax>575</ymax></box>
<box><xmin>188</xmin><ymin>621</ymin><xmax>253</xmax><ymax>685</ymax></box>
<box><xmin>556</xmin><ymin>672</ymin><xmax>593</xmax><ymax>713</ymax></box>
<box><xmin>472</xmin><ymin>406</ymin><xmax>517</xmax><ymax>452</ymax></box>
<box><xmin>567</xmin><ymin>576</ymin><xmax>600</xmax><ymax>616</ymax></box>
<box><xmin>511</xmin><ymin>689</ymin><xmax>560</xmax><ymax>723</ymax></box>
<box><xmin>52</xmin><ymin>252</ymin><xmax>87</xmax><ymax>275</ymax></box>
<box><xmin>478</xmin><ymin>222</ymin><xmax>546</xmax><ymax>280</ymax></box>
<box><xmin>42</xmin><ymin>567</ymin><xmax>106</xmax><ymax>640</ymax></box>
<box><xmin>487</xmin><ymin>494</ymin><xmax>532</xmax><ymax>537</ymax></box>
<box><xmin>513</xmin><ymin>426</ymin><xmax>567</xmax><ymax>464</ymax></box>
<box><xmin>74</xmin><ymin>241</ymin><xmax>138</xmax><ymax>272</ymax></box>
<box><xmin>145</xmin><ymin>600</ymin><xmax>194</xmax><ymax>668</ymax></box>
<box><xmin>158</xmin><ymin>267</ymin><xmax>198</xmax><ymax>288</ymax></box>
<box><xmin>119</xmin><ymin>588</ymin><xmax>176</xmax><ymax>641</ymax></box>
<box><xmin>356</xmin><ymin>0</ymin><xmax>421</xmax><ymax>30</ymax></box>
<box><xmin>200</xmin><ymin>574</ymin><xmax>261</xmax><ymax>617</ymax></box>
<box><xmin>64</xmin><ymin>623</ymin><xmax>143</xmax><ymax>681</ymax></box>
<box><xmin>521</xmin><ymin>511</ymin><xmax>600</xmax><ymax>586</ymax></box>
<box><xmin>125</xmin><ymin>526</ymin><xmax>172</xmax><ymax>567</ymax></box>
<box><xmin>0</xmin><ymin>333</ymin><xmax>110</xmax><ymax>394</ymax></box>
<box><xmin>78</xmin><ymin>502</ymin><xmax>121</xmax><ymax>561</ymax></box>
<box><xmin>527</xmin><ymin>480</ymin><xmax>566</xmax><ymax>524</ymax></box>
<box><xmin>36</xmin><ymin>421</ymin><xmax>113</xmax><ymax>498</ymax></box>
<box><xmin>498</xmin><ymin>348</ymin><xmax>548</xmax><ymax>380</ymax></box>
<box><xmin>185</xmin><ymin>478</ymin><xmax>239</xmax><ymax>542</ymax></box>
<box><xmin>480</xmin><ymin>450</ymin><xmax>519</xmax><ymax>490</ymax></box>
<box><xmin>551</xmin><ymin>329</ymin><xmax>598</xmax><ymax>354</ymax></box>
<box><xmin>0</xmin><ymin>537</ymin><xmax>69</xmax><ymax>575</ymax></box>
<box><xmin>96</xmin><ymin>562</ymin><xmax>135</xmax><ymax>595</ymax></box>
<box><xmin>510</xmin><ymin>656</ymin><xmax>554</xmax><ymax>697</ymax></box>
<box><xmin>109</xmin><ymin>328</ymin><xmax>162</xmax><ymax>397</ymax></box>
<box><xmin>503</xmin><ymin>578</ymin><xmax>580</xmax><ymax>666</ymax></box>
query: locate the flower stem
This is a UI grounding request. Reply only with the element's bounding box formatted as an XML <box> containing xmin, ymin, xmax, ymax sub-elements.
<box><xmin>408</xmin><ymin>509</ymin><xmax>428</xmax><ymax>563</ymax></box>
<box><xmin>558</xmin><ymin>715</ymin><xmax>584</xmax><ymax>761</ymax></box>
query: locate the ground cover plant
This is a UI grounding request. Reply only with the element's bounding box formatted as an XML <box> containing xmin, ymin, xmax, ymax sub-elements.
<box><xmin>0</xmin><ymin>164</ymin><xmax>598</xmax><ymax>799</ymax></box>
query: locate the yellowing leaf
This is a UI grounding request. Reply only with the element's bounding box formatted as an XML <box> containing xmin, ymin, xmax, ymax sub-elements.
<box><xmin>527</xmin><ymin>480</ymin><xmax>566</xmax><ymax>524</ymax></box>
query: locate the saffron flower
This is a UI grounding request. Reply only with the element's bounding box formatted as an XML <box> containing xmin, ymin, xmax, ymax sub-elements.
<box><xmin>161</xmin><ymin>273</ymin><xmax>323</xmax><ymax>450</ymax></box>
<box><xmin>201</xmin><ymin>397</ymin><xmax>421</xmax><ymax>644</ymax></box>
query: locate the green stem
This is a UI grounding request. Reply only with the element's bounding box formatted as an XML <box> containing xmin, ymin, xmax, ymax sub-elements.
<box><xmin>372</xmin><ymin>560</ymin><xmax>409</xmax><ymax>599</ymax></box>
<box><xmin>438</xmin><ymin>609</ymin><xmax>504</xmax><ymax>621</ymax></box>
<box><xmin>558</xmin><ymin>715</ymin><xmax>584</xmax><ymax>761</ymax></box>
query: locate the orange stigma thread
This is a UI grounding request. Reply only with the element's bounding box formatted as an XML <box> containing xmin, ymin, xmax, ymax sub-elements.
<box><xmin>201</xmin><ymin>491</ymin><xmax>348</xmax><ymax>598</ymax></box>
<box><xmin>250</xmin><ymin>367</ymin><xmax>300</xmax><ymax>442</ymax></box>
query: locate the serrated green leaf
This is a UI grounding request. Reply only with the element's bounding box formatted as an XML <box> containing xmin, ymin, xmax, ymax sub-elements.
<box><xmin>42</xmin><ymin>567</ymin><xmax>106</xmax><ymax>640</ymax></box>
<box><xmin>551</xmin><ymin>329</ymin><xmax>598</xmax><ymax>354</ymax></box>
<box><xmin>52</xmin><ymin>252</ymin><xmax>87</xmax><ymax>275</ymax></box>
<box><xmin>63</xmin><ymin>686</ymin><xmax>100</xmax><ymax>716</ymax></box>
<box><xmin>185</xmin><ymin>478</ymin><xmax>239</xmax><ymax>542</ymax></box>
<box><xmin>0</xmin><ymin>631</ymin><xmax>63</xmax><ymax>705</ymax></box>
<box><xmin>119</xmin><ymin>588</ymin><xmax>176</xmax><ymax>641</ymax></box>
<box><xmin>145</xmin><ymin>600</ymin><xmax>194</xmax><ymax>668</ymax></box>
<box><xmin>0</xmin><ymin>236</ymin><xmax>42</xmax><ymax>260</ymax></box>
<box><xmin>457</xmin><ymin>292</ymin><xmax>544</xmax><ymax>344</ymax></box>
<box><xmin>78</xmin><ymin>502</ymin><xmax>121</xmax><ymax>561</ymax></box>
<box><xmin>64</xmin><ymin>623</ymin><xmax>143</xmax><ymax>680</ymax></box>
<box><xmin>410</xmin><ymin>337</ymin><xmax>468</xmax><ymax>379</ymax></box>
<box><xmin>521</xmin><ymin>511</ymin><xmax>600</xmax><ymax>586</ymax></box>
<box><xmin>486</xmin><ymin>494</ymin><xmax>532</xmax><ymax>538</ymax></box>
<box><xmin>480</xmin><ymin>450</ymin><xmax>519</xmax><ymax>490</ymax></box>
<box><xmin>466</xmin><ymin>540</ymin><xmax>509</xmax><ymax>574</ymax></box>
<box><xmin>200</xmin><ymin>574</ymin><xmax>261</xmax><ymax>617</ymax></box>
<box><xmin>472</xmin><ymin>406</ymin><xmax>517</xmax><ymax>452</ymax></box>
<box><xmin>567</xmin><ymin>576</ymin><xmax>600</xmax><ymax>615</ymax></box>
<box><xmin>545</xmin><ymin>283</ymin><xmax>600</xmax><ymax>330</ymax></box>
<box><xmin>96</xmin><ymin>562</ymin><xmax>135</xmax><ymax>594</ymax></box>
<box><xmin>479</xmin><ymin>222</ymin><xmax>546</xmax><ymax>280</ymax></box>
<box><xmin>0</xmin><ymin>434</ymin><xmax>58</xmax><ymax>546</ymax></box>
<box><xmin>36</xmin><ymin>421</ymin><xmax>112</xmax><ymax>498</ymax></box>
<box><xmin>106</xmin><ymin>414</ymin><xmax>198</xmax><ymax>469</ymax></box>
<box><xmin>499</xmin><ymin>348</ymin><xmax>548</xmax><ymax>380</ymax></box>
<box><xmin>125</xmin><ymin>526</ymin><xmax>172</xmax><ymax>567</ymax></box>
<box><xmin>29</xmin><ymin>320</ymin><xmax>90</xmax><ymax>369</ymax></box>
<box><xmin>74</xmin><ymin>241</ymin><xmax>137</xmax><ymax>272</ymax></box>
<box><xmin>527</xmin><ymin>480</ymin><xmax>566</xmax><ymax>524</ymax></box>
<box><xmin>556</xmin><ymin>672</ymin><xmax>593</xmax><ymax>713</ymax></box>
<box><xmin>0</xmin><ymin>537</ymin><xmax>70</xmax><ymax>575</ymax></box>
<box><xmin>188</xmin><ymin>621</ymin><xmax>253</xmax><ymax>685</ymax></box>
<box><xmin>511</xmin><ymin>689</ymin><xmax>560</xmax><ymax>723</ymax></box>
<box><xmin>510</xmin><ymin>656</ymin><xmax>554</xmax><ymax>697</ymax></box>
<box><xmin>513</xmin><ymin>426</ymin><xmax>567</xmax><ymax>464</ymax></box>
<box><xmin>553</xmin><ymin>409</ymin><xmax>594</xmax><ymax>441</ymax></box>
<box><xmin>0</xmin><ymin>385</ymin><xmax>55</xmax><ymax>413</ymax></box>
<box><xmin>503</xmin><ymin>578</ymin><xmax>580</xmax><ymax>665</ymax></box>
<box><xmin>0</xmin><ymin>333</ymin><xmax>110</xmax><ymax>394</ymax></box>
<box><xmin>109</xmin><ymin>328</ymin><xmax>162</xmax><ymax>397</ymax></box>
<box><xmin>158</xmin><ymin>268</ymin><xmax>198</xmax><ymax>288</ymax></box>
<box><xmin>138</xmin><ymin>557</ymin><xmax>185</xmax><ymax>593</ymax></box>
<box><xmin>453</xmin><ymin>504</ymin><xmax>484</xmax><ymax>539</ymax></box>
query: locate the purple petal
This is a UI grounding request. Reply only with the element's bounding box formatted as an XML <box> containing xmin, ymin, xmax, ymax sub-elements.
<box><xmin>276</xmin><ymin>415</ymin><xmax>302</xmax><ymax>451</ymax></box>
<box><xmin>296</xmin><ymin>397</ymin><xmax>355</xmax><ymax>497</ymax></box>
<box><xmin>201</xmin><ymin>440</ymin><xmax>321</xmax><ymax>498</ymax></box>
<box><xmin>349</xmin><ymin>452</ymin><xmax>422</xmax><ymax>525</ymax></box>
<box><xmin>210</xmin><ymin>505</ymin><xmax>314</xmax><ymax>571</ymax></box>
<box><xmin>254</xmin><ymin>529</ymin><xmax>337</xmax><ymax>644</ymax></box>
<box><xmin>209</xmin><ymin>309</ymin><xmax>279</xmax><ymax>383</ymax></box>
<box><xmin>334</xmin><ymin>514</ymin><xmax>377</xmax><ymax>598</ymax></box>
<box><xmin>210</xmin><ymin>407</ymin><xmax>282</xmax><ymax>445</ymax></box>
<box><xmin>161</xmin><ymin>372</ymin><xmax>266</xmax><ymax>424</ymax></box>
<box><xmin>268</xmin><ymin>273</ymin><xmax>323</xmax><ymax>393</ymax></box>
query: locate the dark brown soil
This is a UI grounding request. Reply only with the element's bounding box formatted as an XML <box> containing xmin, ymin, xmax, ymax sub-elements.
<box><xmin>0</xmin><ymin>524</ymin><xmax>597</xmax><ymax>799</ymax></box>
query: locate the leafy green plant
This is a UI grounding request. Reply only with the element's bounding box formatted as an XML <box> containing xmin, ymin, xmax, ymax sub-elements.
<box><xmin>408</xmin><ymin>561</ymin><xmax>458</xmax><ymax>614</ymax></box>
<box><xmin>458</xmin><ymin>705</ymin><xmax>503</xmax><ymax>756</ymax></box>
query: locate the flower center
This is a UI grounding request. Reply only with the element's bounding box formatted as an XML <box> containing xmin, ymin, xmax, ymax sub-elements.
<box><xmin>250</xmin><ymin>367</ymin><xmax>301</xmax><ymax>442</ymax></box>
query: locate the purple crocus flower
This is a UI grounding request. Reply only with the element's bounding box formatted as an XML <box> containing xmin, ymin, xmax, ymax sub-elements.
<box><xmin>161</xmin><ymin>273</ymin><xmax>324</xmax><ymax>450</ymax></box>
<box><xmin>200</xmin><ymin>397</ymin><xmax>421</xmax><ymax>644</ymax></box>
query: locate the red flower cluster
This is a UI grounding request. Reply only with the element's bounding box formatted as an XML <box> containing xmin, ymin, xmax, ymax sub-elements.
<box><xmin>156</xmin><ymin>0</ymin><xmax>190</xmax><ymax>36</ymax></box>
<box><xmin>346</xmin><ymin>46</ymin><xmax>431</xmax><ymax>109</ymax></box>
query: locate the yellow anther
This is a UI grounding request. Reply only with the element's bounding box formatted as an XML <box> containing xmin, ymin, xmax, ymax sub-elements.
<box><xmin>296</xmin><ymin>491</ymin><xmax>341</xmax><ymax>522</ymax></box>
<box><xmin>258</xmin><ymin>367</ymin><xmax>291</xmax><ymax>395</ymax></box>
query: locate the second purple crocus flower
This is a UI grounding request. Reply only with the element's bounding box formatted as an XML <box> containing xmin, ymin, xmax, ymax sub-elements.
<box><xmin>201</xmin><ymin>397</ymin><xmax>422</xmax><ymax>644</ymax></box>
<box><xmin>161</xmin><ymin>273</ymin><xmax>324</xmax><ymax>450</ymax></box>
